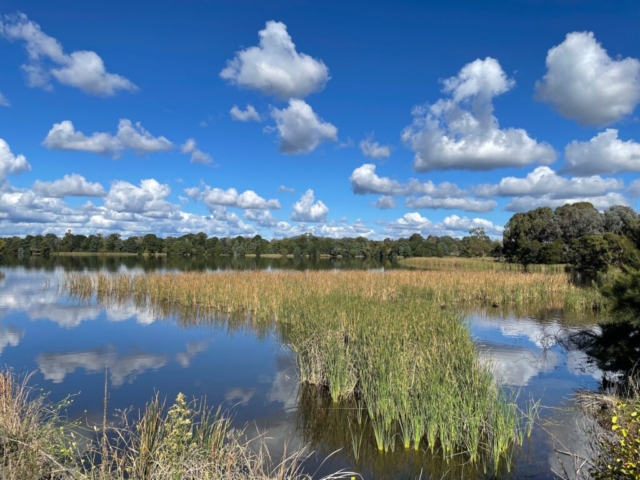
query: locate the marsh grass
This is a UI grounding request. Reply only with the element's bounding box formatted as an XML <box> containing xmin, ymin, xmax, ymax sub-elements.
<box><xmin>65</xmin><ymin>269</ymin><xmax>603</xmax><ymax>314</ymax></box>
<box><xmin>0</xmin><ymin>370</ymin><xmax>359</xmax><ymax>480</ymax></box>
<box><xmin>62</xmin><ymin>270</ymin><xmax>581</xmax><ymax>472</ymax></box>
<box><xmin>399</xmin><ymin>256</ymin><xmax>568</xmax><ymax>273</ymax></box>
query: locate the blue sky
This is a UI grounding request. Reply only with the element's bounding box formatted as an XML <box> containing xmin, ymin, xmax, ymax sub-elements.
<box><xmin>1</xmin><ymin>0</ymin><xmax>639</xmax><ymax>239</ymax></box>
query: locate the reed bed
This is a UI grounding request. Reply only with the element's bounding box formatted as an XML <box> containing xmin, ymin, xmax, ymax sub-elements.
<box><xmin>399</xmin><ymin>256</ymin><xmax>567</xmax><ymax>273</ymax></box>
<box><xmin>0</xmin><ymin>370</ymin><xmax>357</xmax><ymax>480</ymax></box>
<box><xmin>63</xmin><ymin>269</ymin><xmax>585</xmax><ymax>473</ymax></box>
<box><xmin>64</xmin><ymin>269</ymin><xmax>603</xmax><ymax>314</ymax></box>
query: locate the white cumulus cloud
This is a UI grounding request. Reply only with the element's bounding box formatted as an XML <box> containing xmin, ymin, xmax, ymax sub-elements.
<box><xmin>564</xmin><ymin>129</ymin><xmax>640</xmax><ymax>175</ymax></box>
<box><xmin>349</xmin><ymin>163</ymin><xmax>464</xmax><ymax>197</ymax></box>
<box><xmin>180</xmin><ymin>138</ymin><xmax>213</xmax><ymax>165</ymax></box>
<box><xmin>402</xmin><ymin>57</ymin><xmax>556</xmax><ymax>171</ymax></box>
<box><xmin>359</xmin><ymin>134</ymin><xmax>391</xmax><ymax>159</ymax></box>
<box><xmin>405</xmin><ymin>196</ymin><xmax>497</xmax><ymax>213</ymax></box>
<box><xmin>104</xmin><ymin>179</ymin><xmax>175</xmax><ymax>216</ymax></box>
<box><xmin>0</xmin><ymin>12</ymin><xmax>137</xmax><ymax>96</ymax></box>
<box><xmin>43</xmin><ymin>119</ymin><xmax>173</xmax><ymax>158</ymax></box>
<box><xmin>291</xmin><ymin>189</ymin><xmax>328</xmax><ymax>222</ymax></box>
<box><xmin>442</xmin><ymin>214</ymin><xmax>502</xmax><ymax>233</ymax></box>
<box><xmin>475</xmin><ymin>166</ymin><xmax>623</xmax><ymax>198</ymax></box>
<box><xmin>230</xmin><ymin>104</ymin><xmax>261</xmax><ymax>122</ymax></box>
<box><xmin>32</xmin><ymin>174</ymin><xmax>105</xmax><ymax>198</ymax></box>
<box><xmin>186</xmin><ymin>184</ymin><xmax>281</xmax><ymax>210</ymax></box>
<box><xmin>271</xmin><ymin>99</ymin><xmax>337</xmax><ymax>154</ymax></box>
<box><xmin>386</xmin><ymin>212</ymin><xmax>433</xmax><ymax>231</ymax></box>
<box><xmin>505</xmin><ymin>192</ymin><xmax>629</xmax><ymax>213</ymax></box>
<box><xmin>383</xmin><ymin>212</ymin><xmax>502</xmax><ymax>238</ymax></box>
<box><xmin>0</xmin><ymin>138</ymin><xmax>31</xmax><ymax>184</ymax></box>
<box><xmin>0</xmin><ymin>92</ymin><xmax>10</xmax><ymax>106</ymax></box>
<box><xmin>220</xmin><ymin>21</ymin><xmax>329</xmax><ymax>99</ymax></box>
<box><xmin>372</xmin><ymin>195</ymin><xmax>397</xmax><ymax>209</ymax></box>
<box><xmin>278</xmin><ymin>185</ymin><xmax>295</xmax><ymax>194</ymax></box>
<box><xmin>535</xmin><ymin>32</ymin><xmax>640</xmax><ymax>126</ymax></box>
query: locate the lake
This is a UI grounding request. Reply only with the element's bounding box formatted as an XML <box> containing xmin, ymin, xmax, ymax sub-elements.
<box><xmin>0</xmin><ymin>256</ymin><xmax>603</xmax><ymax>479</ymax></box>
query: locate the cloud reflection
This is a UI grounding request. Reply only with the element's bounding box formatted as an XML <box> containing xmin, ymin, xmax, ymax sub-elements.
<box><xmin>175</xmin><ymin>340</ymin><xmax>209</xmax><ymax>367</ymax></box>
<box><xmin>0</xmin><ymin>324</ymin><xmax>24</xmax><ymax>354</ymax></box>
<box><xmin>104</xmin><ymin>303</ymin><xmax>157</xmax><ymax>325</ymax></box>
<box><xmin>224</xmin><ymin>387</ymin><xmax>256</xmax><ymax>406</ymax></box>
<box><xmin>37</xmin><ymin>346</ymin><xmax>167</xmax><ymax>386</ymax></box>
<box><xmin>478</xmin><ymin>342</ymin><xmax>559</xmax><ymax>386</ymax></box>
<box><xmin>0</xmin><ymin>271</ymin><xmax>159</xmax><ymax>327</ymax></box>
<box><xmin>473</xmin><ymin>315</ymin><xmax>603</xmax><ymax>385</ymax></box>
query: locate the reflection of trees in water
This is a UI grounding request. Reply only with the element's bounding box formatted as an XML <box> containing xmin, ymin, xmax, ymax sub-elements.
<box><xmin>293</xmin><ymin>383</ymin><xmax>519</xmax><ymax>480</ymax></box>
<box><xmin>1</xmin><ymin>255</ymin><xmax>396</xmax><ymax>273</ymax></box>
<box><xmin>563</xmin><ymin>320</ymin><xmax>640</xmax><ymax>389</ymax></box>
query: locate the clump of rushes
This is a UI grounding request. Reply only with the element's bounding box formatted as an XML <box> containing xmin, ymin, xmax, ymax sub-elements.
<box><xmin>0</xmin><ymin>370</ymin><xmax>359</xmax><ymax>480</ymax></box>
<box><xmin>64</xmin><ymin>270</ymin><xmax>589</xmax><ymax>472</ymax></box>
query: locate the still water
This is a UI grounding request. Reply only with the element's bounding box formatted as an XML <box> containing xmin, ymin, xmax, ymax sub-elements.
<box><xmin>0</xmin><ymin>257</ymin><xmax>603</xmax><ymax>479</ymax></box>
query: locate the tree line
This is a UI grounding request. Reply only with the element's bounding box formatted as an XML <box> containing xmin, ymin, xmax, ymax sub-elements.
<box><xmin>0</xmin><ymin>228</ymin><xmax>499</xmax><ymax>260</ymax></box>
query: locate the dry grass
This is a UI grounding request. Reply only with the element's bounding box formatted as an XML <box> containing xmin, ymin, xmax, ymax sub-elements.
<box><xmin>64</xmin><ymin>269</ymin><xmax>603</xmax><ymax>314</ymax></box>
<box><xmin>0</xmin><ymin>370</ymin><xmax>359</xmax><ymax>480</ymax></box>
<box><xmin>399</xmin><ymin>256</ymin><xmax>568</xmax><ymax>273</ymax></box>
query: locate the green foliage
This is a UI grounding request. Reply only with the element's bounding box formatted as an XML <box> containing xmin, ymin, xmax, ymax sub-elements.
<box><xmin>602</xmin><ymin>268</ymin><xmax>640</xmax><ymax>321</ymax></box>
<box><xmin>0</xmin><ymin>230</ymin><xmax>496</xmax><ymax>261</ymax></box>
<box><xmin>594</xmin><ymin>400</ymin><xmax>640</xmax><ymax>479</ymax></box>
<box><xmin>503</xmin><ymin>203</ymin><xmax>640</xmax><ymax>271</ymax></box>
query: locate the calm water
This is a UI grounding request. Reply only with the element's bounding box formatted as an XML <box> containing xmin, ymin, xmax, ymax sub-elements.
<box><xmin>0</xmin><ymin>257</ymin><xmax>603</xmax><ymax>479</ymax></box>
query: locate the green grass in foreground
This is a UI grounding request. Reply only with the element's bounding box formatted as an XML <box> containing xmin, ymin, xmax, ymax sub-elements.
<box><xmin>62</xmin><ymin>270</ymin><xmax>573</xmax><ymax>473</ymax></box>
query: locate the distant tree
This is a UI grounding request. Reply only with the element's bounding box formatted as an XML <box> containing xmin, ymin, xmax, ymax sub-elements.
<box><xmin>503</xmin><ymin>207</ymin><xmax>558</xmax><ymax>264</ymax></box>
<box><xmin>603</xmin><ymin>205</ymin><xmax>640</xmax><ymax>244</ymax></box>
<box><xmin>555</xmin><ymin>202</ymin><xmax>604</xmax><ymax>241</ymax></box>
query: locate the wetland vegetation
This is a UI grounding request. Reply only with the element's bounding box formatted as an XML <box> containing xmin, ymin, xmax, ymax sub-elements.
<box><xmin>59</xmin><ymin>269</ymin><xmax>609</xmax><ymax>475</ymax></box>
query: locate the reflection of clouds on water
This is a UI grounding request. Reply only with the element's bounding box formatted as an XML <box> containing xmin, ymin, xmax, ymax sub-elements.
<box><xmin>36</xmin><ymin>340</ymin><xmax>213</xmax><ymax>386</ymax></box>
<box><xmin>478</xmin><ymin>342</ymin><xmax>559</xmax><ymax>386</ymax></box>
<box><xmin>37</xmin><ymin>346</ymin><xmax>168</xmax><ymax>386</ymax></box>
<box><xmin>0</xmin><ymin>325</ymin><xmax>24</xmax><ymax>354</ymax></box>
<box><xmin>224</xmin><ymin>387</ymin><xmax>256</xmax><ymax>406</ymax></box>
<box><xmin>0</xmin><ymin>271</ymin><xmax>101</xmax><ymax>327</ymax></box>
<box><xmin>0</xmin><ymin>271</ymin><xmax>160</xmax><ymax>327</ymax></box>
<box><xmin>263</xmin><ymin>354</ymin><xmax>298</xmax><ymax>410</ymax></box>
<box><xmin>473</xmin><ymin>315</ymin><xmax>603</xmax><ymax>385</ymax></box>
<box><xmin>28</xmin><ymin>304</ymin><xmax>102</xmax><ymax>328</ymax></box>
<box><xmin>473</xmin><ymin>316</ymin><xmax>567</xmax><ymax>349</ymax></box>
<box><xmin>566</xmin><ymin>349</ymin><xmax>602</xmax><ymax>381</ymax></box>
<box><xmin>175</xmin><ymin>340</ymin><xmax>209</xmax><ymax>367</ymax></box>
<box><xmin>0</xmin><ymin>273</ymin><xmax>60</xmax><ymax>314</ymax></box>
<box><xmin>104</xmin><ymin>303</ymin><xmax>157</xmax><ymax>325</ymax></box>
